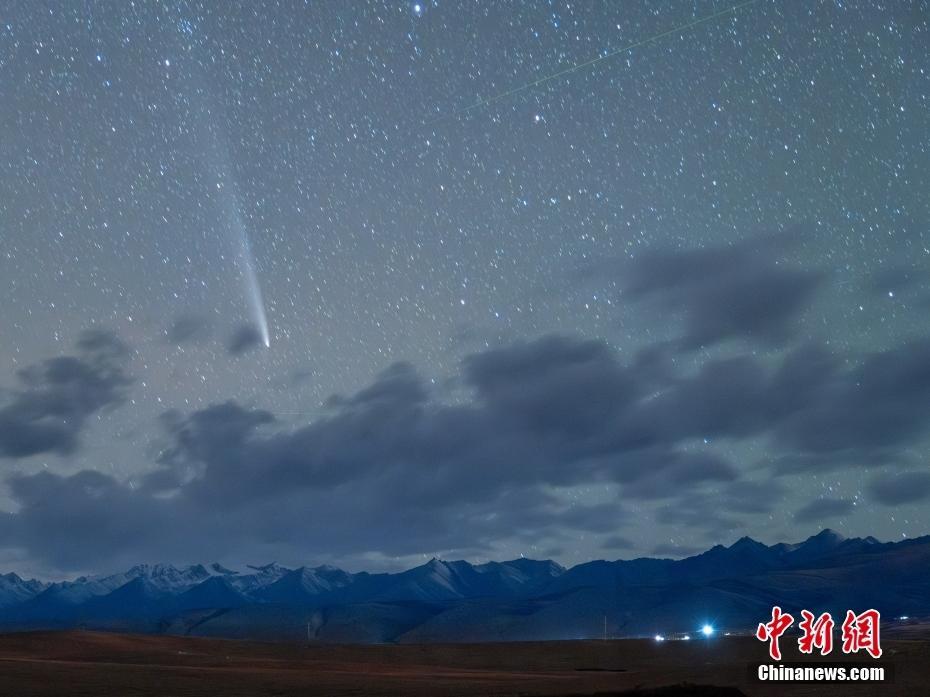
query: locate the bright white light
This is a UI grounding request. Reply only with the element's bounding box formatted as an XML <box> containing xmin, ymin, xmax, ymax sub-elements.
<box><xmin>701</xmin><ymin>624</ymin><xmax>714</xmax><ymax>637</ymax></box>
<box><xmin>654</xmin><ymin>634</ymin><xmax>665</xmax><ymax>642</ymax></box>
<box><xmin>413</xmin><ymin>3</ymin><xmax>422</xmax><ymax>14</ymax></box>
<box><xmin>682</xmin><ymin>634</ymin><xmax>691</xmax><ymax>641</ymax></box>
<box><xmin>240</xmin><ymin>236</ymin><xmax>271</xmax><ymax>348</ymax></box>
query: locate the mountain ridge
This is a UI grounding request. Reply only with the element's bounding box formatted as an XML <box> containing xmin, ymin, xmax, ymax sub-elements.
<box><xmin>2</xmin><ymin>530</ymin><xmax>927</xmax><ymax>642</ymax></box>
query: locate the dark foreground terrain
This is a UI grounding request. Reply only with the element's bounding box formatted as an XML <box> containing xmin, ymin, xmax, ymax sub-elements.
<box><xmin>0</xmin><ymin>630</ymin><xmax>922</xmax><ymax>696</ymax></box>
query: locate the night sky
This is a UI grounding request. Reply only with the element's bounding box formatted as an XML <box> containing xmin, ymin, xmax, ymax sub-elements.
<box><xmin>1</xmin><ymin>0</ymin><xmax>929</xmax><ymax>578</ymax></box>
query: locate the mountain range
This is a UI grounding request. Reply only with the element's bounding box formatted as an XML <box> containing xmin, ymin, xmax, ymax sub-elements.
<box><xmin>1</xmin><ymin>529</ymin><xmax>927</xmax><ymax>643</ymax></box>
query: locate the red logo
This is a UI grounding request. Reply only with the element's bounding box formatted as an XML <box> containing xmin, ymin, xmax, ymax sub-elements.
<box><xmin>841</xmin><ymin>609</ymin><xmax>882</xmax><ymax>659</ymax></box>
<box><xmin>798</xmin><ymin>610</ymin><xmax>834</xmax><ymax>655</ymax></box>
<box><xmin>756</xmin><ymin>607</ymin><xmax>882</xmax><ymax>660</ymax></box>
<box><xmin>756</xmin><ymin>606</ymin><xmax>794</xmax><ymax>660</ymax></box>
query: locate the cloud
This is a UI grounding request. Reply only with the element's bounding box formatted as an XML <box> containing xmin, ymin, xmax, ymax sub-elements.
<box><xmin>652</xmin><ymin>479</ymin><xmax>787</xmax><ymax>540</ymax></box>
<box><xmin>725</xmin><ymin>479</ymin><xmax>790</xmax><ymax>514</ymax></box>
<box><xmin>601</xmin><ymin>534</ymin><xmax>635</xmax><ymax>551</ymax></box>
<box><xmin>463</xmin><ymin>335</ymin><xmax>643</xmax><ymax>443</ymax></box>
<box><xmin>0</xmin><ymin>335</ymin><xmax>729</xmax><ymax>571</ymax></box>
<box><xmin>0</xmin><ymin>329</ymin><xmax>131</xmax><ymax>458</ymax></box>
<box><xmin>6</xmin><ymin>328</ymin><xmax>930</xmax><ymax>572</ymax></box>
<box><xmin>794</xmin><ymin>497</ymin><xmax>855</xmax><ymax>523</ymax></box>
<box><xmin>163</xmin><ymin>342</ymin><xmax>728</xmax><ymax>507</ymax></box>
<box><xmin>621</xmin><ymin>336</ymin><xmax>930</xmax><ymax>474</ymax></box>
<box><xmin>2</xmin><ymin>470</ymin><xmax>163</xmax><ymax>570</ymax></box>
<box><xmin>868</xmin><ymin>471</ymin><xmax>930</xmax><ymax>506</ymax></box>
<box><xmin>227</xmin><ymin>324</ymin><xmax>264</xmax><ymax>355</ymax></box>
<box><xmin>584</xmin><ymin>232</ymin><xmax>823</xmax><ymax>349</ymax></box>
<box><xmin>165</xmin><ymin>313</ymin><xmax>212</xmax><ymax>344</ymax></box>
<box><xmin>654</xmin><ymin>507</ymin><xmax>740</xmax><ymax>541</ymax></box>
<box><xmin>773</xmin><ymin>339</ymin><xmax>930</xmax><ymax>461</ymax></box>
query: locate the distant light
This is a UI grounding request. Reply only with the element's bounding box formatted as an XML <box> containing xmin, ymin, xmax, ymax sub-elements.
<box><xmin>682</xmin><ymin>634</ymin><xmax>691</xmax><ymax>641</ymax></box>
<box><xmin>898</xmin><ymin>616</ymin><xmax>910</xmax><ymax>621</ymax></box>
<box><xmin>412</xmin><ymin>3</ymin><xmax>423</xmax><ymax>15</ymax></box>
<box><xmin>701</xmin><ymin>624</ymin><xmax>714</xmax><ymax>637</ymax></box>
<box><xmin>654</xmin><ymin>634</ymin><xmax>665</xmax><ymax>642</ymax></box>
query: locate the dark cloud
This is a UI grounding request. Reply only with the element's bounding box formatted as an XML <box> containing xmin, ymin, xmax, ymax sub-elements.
<box><xmin>725</xmin><ymin>479</ymin><xmax>790</xmax><ymax>515</ymax></box>
<box><xmin>868</xmin><ymin>471</ymin><xmax>930</xmax><ymax>506</ymax></box>
<box><xmin>653</xmin><ymin>497</ymin><xmax>743</xmax><ymax>542</ymax></box>
<box><xmin>0</xmin><ymin>335</ymin><xmax>726</xmax><ymax>570</ymax></box>
<box><xmin>227</xmin><ymin>324</ymin><xmax>264</xmax><ymax>355</ymax></box>
<box><xmin>601</xmin><ymin>535</ymin><xmax>636</xmax><ymax>551</ymax></box>
<box><xmin>0</xmin><ymin>330</ymin><xmax>131</xmax><ymax>458</ymax></box>
<box><xmin>601</xmin><ymin>233</ymin><xmax>823</xmax><ymax>349</ymax></box>
<box><xmin>653</xmin><ymin>478</ymin><xmax>788</xmax><ymax>541</ymax></box>
<box><xmin>0</xmin><ymin>466</ymin><xmax>628</xmax><ymax>572</ymax></box>
<box><xmin>773</xmin><ymin>339</ymin><xmax>930</xmax><ymax>461</ymax></box>
<box><xmin>621</xmin><ymin>337</ymin><xmax>930</xmax><ymax>475</ymax></box>
<box><xmin>463</xmin><ymin>335</ymin><xmax>641</xmax><ymax>443</ymax></box>
<box><xmin>794</xmin><ymin>497</ymin><xmax>855</xmax><ymax>523</ymax></box>
<box><xmin>5</xmin><ymin>328</ymin><xmax>930</xmax><ymax>572</ymax></box>
<box><xmin>165</xmin><ymin>313</ymin><xmax>213</xmax><ymax>345</ymax></box>
<box><xmin>2</xmin><ymin>470</ymin><xmax>162</xmax><ymax>569</ymax></box>
<box><xmin>150</xmin><ymin>401</ymin><xmax>276</xmax><ymax>491</ymax></box>
<box><xmin>619</xmin><ymin>451</ymin><xmax>736</xmax><ymax>500</ymax></box>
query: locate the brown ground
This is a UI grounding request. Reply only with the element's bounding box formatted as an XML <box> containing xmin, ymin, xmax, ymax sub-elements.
<box><xmin>0</xmin><ymin>630</ymin><xmax>921</xmax><ymax>696</ymax></box>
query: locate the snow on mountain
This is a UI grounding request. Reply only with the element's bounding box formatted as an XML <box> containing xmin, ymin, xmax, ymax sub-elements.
<box><xmin>257</xmin><ymin>565</ymin><xmax>354</xmax><ymax>603</ymax></box>
<box><xmin>122</xmin><ymin>564</ymin><xmax>210</xmax><ymax>591</ymax></box>
<box><xmin>230</xmin><ymin>563</ymin><xmax>292</xmax><ymax>593</ymax></box>
<box><xmin>2</xmin><ymin>531</ymin><xmax>927</xmax><ymax>643</ymax></box>
<box><xmin>369</xmin><ymin>558</ymin><xmax>483</xmax><ymax>602</ymax></box>
<box><xmin>31</xmin><ymin>573</ymin><xmax>131</xmax><ymax>607</ymax></box>
<box><xmin>0</xmin><ymin>572</ymin><xmax>46</xmax><ymax>608</ymax></box>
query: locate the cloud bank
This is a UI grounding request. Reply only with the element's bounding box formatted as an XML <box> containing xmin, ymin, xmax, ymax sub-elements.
<box><xmin>1</xmin><ymin>240</ymin><xmax>928</xmax><ymax>573</ymax></box>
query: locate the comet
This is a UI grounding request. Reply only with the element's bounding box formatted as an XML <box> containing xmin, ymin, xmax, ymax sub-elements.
<box><xmin>177</xmin><ymin>60</ymin><xmax>272</xmax><ymax>350</ymax></box>
<box><xmin>191</xmin><ymin>86</ymin><xmax>271</xmax><ymax>350</ymax></box>
<box><xmin>216</xmin><ymin>170</ymin><xmax>271</xmax><ymax>350</ymax></box>
<box><xmin>238</xmin><ymin>226</ymin><xmax>271</xmax><ymax>349</ymax></box>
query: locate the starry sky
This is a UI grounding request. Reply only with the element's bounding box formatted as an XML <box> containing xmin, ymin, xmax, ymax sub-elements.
<box><xmin>1</xmin><ymin>0</ymin><xmax>929</xmax><ymax>578</ymax></box>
